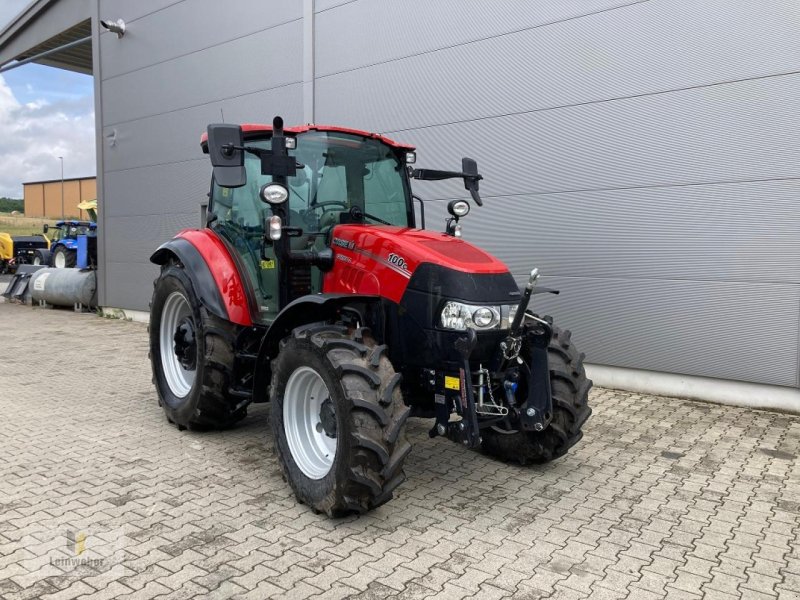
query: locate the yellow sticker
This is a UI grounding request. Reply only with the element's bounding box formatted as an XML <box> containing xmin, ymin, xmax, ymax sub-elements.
<box><xmin>260</xmin><ymin>259</ymin><xmax>276</xmax><ymax>270</ymax></box>
<box><xmin>444</xmin><ymin>376</ymin><xmax>460</xmax><ymax>391</ymax></box>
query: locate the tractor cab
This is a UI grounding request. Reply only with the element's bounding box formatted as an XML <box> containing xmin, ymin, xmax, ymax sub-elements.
<box><xmin>202</xmin><ymin>119</ymin><xmax>482</xmax><ymax>324</ymax></box>
<box><xmin>203</xmin><ymin>122</ymin><xmax>416</xmax><ymax>321</ymax></box>
<box><xmin>45</xmin><ymin>220</ymin><xmax>96</xmax><ymax>244</ymax></box>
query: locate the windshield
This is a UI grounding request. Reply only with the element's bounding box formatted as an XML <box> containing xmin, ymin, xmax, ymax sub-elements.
<box><xmin>68</xmin><ymin>225</ymin><xmax>91</xmax><ymax>236</ymax></box>
<box><xmin>53</xmin><ymin>225</ymin><xmax>91</xmax><ymax>238</ymax></box>
<box><xmin>291</xmin><ymin>131</ymin><xmax>410</xmax><ymax>229</ymax></box>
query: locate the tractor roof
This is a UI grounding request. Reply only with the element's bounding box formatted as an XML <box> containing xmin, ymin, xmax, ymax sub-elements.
<box><xmin>200</xmin><ymin>124</ymin><xmax>414</xmax><ymax>151</ymax></box>
<box><xmin>55</xmin><ymin>220</ymin><xmax>95</xmax><ymax>227</ymax></box>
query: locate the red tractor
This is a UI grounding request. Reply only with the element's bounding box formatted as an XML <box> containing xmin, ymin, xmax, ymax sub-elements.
<box><xmin>149</xmin><ymin>117</ymin><xmax>591</xmax><ymax>516</ymax></box>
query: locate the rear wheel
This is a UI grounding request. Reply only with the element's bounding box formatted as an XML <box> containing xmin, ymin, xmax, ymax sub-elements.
<box><xmin>481</xmin><ymin>322</ymin><xmax>592</xmax><ymax>464</ymax></box>
<box><xmin>271</xmin><ymin>325</ymin><xmax>411</xmax><ymax>517</ymax></box>
<box><xmin>51</xmin><ymin>246</ymin><xmax>76</xmax><ymax>268</ymax></box>
<box><xmin>149</xmin><ymin>262</ymin><xmax>246</xmax><ymax>429</ymax></box>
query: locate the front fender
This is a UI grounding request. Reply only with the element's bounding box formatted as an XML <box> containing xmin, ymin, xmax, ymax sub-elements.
<box><xmin>252</xmin><ymin>293</ymin><xmax>384</xmax><ymax>399</ymax></box>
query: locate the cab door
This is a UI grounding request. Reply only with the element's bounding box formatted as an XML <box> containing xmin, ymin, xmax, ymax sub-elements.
<box><xmin>209</xmin><ymin>153</ymin><xmax>280</xmax><ymax>323</ymax></box>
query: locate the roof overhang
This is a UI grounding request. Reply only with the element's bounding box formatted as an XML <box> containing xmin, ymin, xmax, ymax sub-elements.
<box><xmin>0</xmin><ymin>0</ymin><xmax>92</xmax><ymax>75</ymax></box>
<box><xmin>200</xmin><ymin>124</ymin><xmax>416</xmax><ymax>151</ymax></box>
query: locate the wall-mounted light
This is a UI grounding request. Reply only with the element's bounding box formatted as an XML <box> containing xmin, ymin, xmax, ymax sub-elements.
<box><xmin>100</xmin><ymin>18</ymin><xmax>126</xmax><ymax>39</ymax></box>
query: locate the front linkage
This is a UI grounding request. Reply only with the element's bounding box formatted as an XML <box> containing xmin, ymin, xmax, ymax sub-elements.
<box><xmin>430</xmin><ymin>269</ymin><xmax>553</xmax><ymax>448</ymax></box>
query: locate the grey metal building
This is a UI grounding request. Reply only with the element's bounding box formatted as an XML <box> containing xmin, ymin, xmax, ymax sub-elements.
<box><xmin>2</xmin><ymin>0</ymin><xmax>799</xmax><ymax>407</ymax></box>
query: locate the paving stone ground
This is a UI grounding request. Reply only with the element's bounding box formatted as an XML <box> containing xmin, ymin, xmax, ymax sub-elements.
<box><xmin>0</xmin><ymin>301</ymin><xmax>799</xmax><ymax>599</ymax></box>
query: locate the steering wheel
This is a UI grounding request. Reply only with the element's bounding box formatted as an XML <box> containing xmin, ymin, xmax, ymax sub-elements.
<box><xmin>302</xmin><ymin>201</ymin><xmax>349</xmax><ymax>230</ymax></box>
<box><xmin>306</xmin><ymin>200</ymin><xmax>349</xmax><ymax>213</ymax></box>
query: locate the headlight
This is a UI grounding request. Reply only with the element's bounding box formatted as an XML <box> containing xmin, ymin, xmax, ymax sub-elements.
<box><xmin>439</xmin><ymin>302</ymin><xmax>501</xmax><ymax>330</ymax></box>
<box><xmin>439</xmin><ymin>302</ymin><xmax>520</xmax><ymax>330</ymax></box>
<box><xmin>472</xmin><ymin>307</ymin><xmax>495</xmax><ymax>327</ymax></box>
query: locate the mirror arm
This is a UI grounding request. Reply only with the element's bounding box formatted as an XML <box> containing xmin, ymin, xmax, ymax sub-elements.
<box><xmin>411</xmin><ymin>169</ymin><xmax>484</xmax><ymax>207</ymax></box>
<box><xmin>410</xmin><ymin>169</ymin><xmax>483</xmax><ymax>183</ymax></box>
<box><xmin>221</xmin><ymin>144</ymin><xmax>264</xmax><ymax>158</ymax></box>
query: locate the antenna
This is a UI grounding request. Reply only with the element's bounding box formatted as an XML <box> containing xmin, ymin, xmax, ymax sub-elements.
<box><xmin>220</xmin><ymin>108</ymin><xmax>225</xmax><ymax>123</ymax></box>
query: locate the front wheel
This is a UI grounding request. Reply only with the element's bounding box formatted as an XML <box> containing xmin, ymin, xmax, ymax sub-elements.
<box><xmin>481</xmin><ymin>322</ymin><xmax>592</xmax><ymax>464</ymax></box>
<box><xmin>271</xmin><ymin>325</ymin><xmax>411</xmax><ymax>517</ymax></box>
<box><xmin>149</xmin><ymin>263</ymin><xmax>246</xmax><ymax>429</ymax></box>
<box><xmin>33</xmin><ymin>249</ymin><xmax>50</xmax><ymax>266</ymax></box>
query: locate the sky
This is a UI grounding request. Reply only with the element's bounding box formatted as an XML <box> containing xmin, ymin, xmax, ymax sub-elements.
<box><xmin>0</xmin><ymin>0</ymin><xmax>96</xmax><ymax>199</ymax></box>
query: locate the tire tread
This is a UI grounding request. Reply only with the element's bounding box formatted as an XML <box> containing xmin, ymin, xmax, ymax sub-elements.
<box><xmin>272</xmin><ymin>325</ymin><xmax>410</xmax><ymax>516</ymax></box>
<box><xmin>481</xmin><ymin>323</ymin><xmax>592</xmax><ymax>464</ymax></box>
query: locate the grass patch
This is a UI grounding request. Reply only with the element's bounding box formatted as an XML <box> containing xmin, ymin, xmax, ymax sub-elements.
<box><xmin>0</xmin><ymin>213</ymin><xmax>56</xmax><ymax>237</ymax></box>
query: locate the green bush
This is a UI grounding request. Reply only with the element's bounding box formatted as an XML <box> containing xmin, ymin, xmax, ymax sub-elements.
<box><xmin>0</xmin><ymin>198</ymin><xmax>23</xmax><ymax>213</ymax></box>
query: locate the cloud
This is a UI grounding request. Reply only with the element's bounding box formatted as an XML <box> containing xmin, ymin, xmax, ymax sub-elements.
<box><xmin>0</xmin><ymin>74</ymin><xmax>96</xmax><ymax>198</ymax></box>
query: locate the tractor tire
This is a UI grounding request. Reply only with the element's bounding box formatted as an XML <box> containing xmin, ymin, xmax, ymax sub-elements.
<box><xmin>271</xmin><ymin>325</ymin><xmax>411</xmax><ymax>517</ymax></box>
<box><xmin>481</xmin><ymin>323</ymin><xmax>592</xmax><ymax>465</ymax></box>
<box><xmin>51</xmin><ymin>246</ymin><xmax>76</xmax><ymax>268</ymax></box>
<box><xmin>33</xmin><ymin>249</ymin><xmax>50</xmax><ymax>266</ymax></box>
<box><xmin>149</xmin><ymin>262</ymin><xmax>247</xmax><ymax>430</ymax></box>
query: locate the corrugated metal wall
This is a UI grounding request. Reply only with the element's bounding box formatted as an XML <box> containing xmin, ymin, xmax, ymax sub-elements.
<box><xmin>97</xmin><ymin>0</ymin><xmax>305</xmax><ymax>310</ymax></box>
<box><xmin>99</xmin><ymin>0</ymin><xmax>800</xmax><ymax>389</ymax></box>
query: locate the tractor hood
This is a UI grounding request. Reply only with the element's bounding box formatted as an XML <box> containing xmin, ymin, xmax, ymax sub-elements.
<box><xmin>324</xmin><ymin>225</ymin><xmax>517</xmax><ymax>304</ymax></box>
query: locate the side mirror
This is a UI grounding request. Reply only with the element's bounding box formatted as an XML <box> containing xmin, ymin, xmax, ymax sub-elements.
<box><xmin>462</xmin><ymin>157</ymin><xmax>482</xmax><ymax>206</ymax></box>
<box><xmin>207</xmin><ymin>124</ymin><xmax>246</xmax><ymax>188</ymax></box>
<box><xmin>43</xmin><ymin>224</ymin><xmax>48</xmax><ymax>233</ymax></box>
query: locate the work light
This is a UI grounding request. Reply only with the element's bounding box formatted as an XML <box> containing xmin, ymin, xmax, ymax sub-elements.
<box><xmin>261</xmin><ymin>184</ymin><xmax>288</xmax><ymax>204</ymax></box>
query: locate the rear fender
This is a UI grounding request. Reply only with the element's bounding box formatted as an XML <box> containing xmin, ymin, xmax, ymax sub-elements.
<box><xmin>252</xmin><ymin>294</ymin><xmax>384</xmax><ymax>399</ymax></box>
<box><xmin>150</xmin><ymin>231</ymin><xmax>253</xmax><ymax>326</ymax></box>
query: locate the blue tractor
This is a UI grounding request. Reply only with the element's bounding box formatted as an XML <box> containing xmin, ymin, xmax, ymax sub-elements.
<box><xmin>42</xmin><ymin>220</ymin><xmax>97</xmax><ymax>268</ymax></box>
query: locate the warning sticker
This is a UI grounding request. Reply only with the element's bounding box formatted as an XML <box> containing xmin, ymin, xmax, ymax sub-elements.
<box><xmin>444</xmin><ymin>376</ymin><xmax>460</xmax><ymax>391</ymax></box>
<box><xmin>260</xmin><ymin>259</ymin><xmax>276</xmax><ymax>270</ymax></box>
<box><xmin>33</xmin><ymin>272</ymin><xmax>50</xmax><ymax>291</ymax></box>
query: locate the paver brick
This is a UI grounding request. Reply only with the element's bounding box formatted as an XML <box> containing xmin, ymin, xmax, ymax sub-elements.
<box><xmin>1</xmin><ymin>300</ymin><xmax>799</xmax><ymax>600</ymax></box>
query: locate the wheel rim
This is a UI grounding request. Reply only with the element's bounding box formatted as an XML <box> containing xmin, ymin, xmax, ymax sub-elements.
<box><xmin>33</xmin><ymin>256</ymin><xmax>41</xmax><ymax>265</ymax></box>
<box><xmin>159</xmin><ymin>291</ymin><xmax>196</xmax><ymax>398</ymax></box>
<box><xmin>54</xmin><ymin>252</ymin><xmax>65</xmax><ymax>268</ymax></box>
<box><xmin>284</xmin><ymin>366</ymin><xmax>337</xmax><ymax>479</ymax></box>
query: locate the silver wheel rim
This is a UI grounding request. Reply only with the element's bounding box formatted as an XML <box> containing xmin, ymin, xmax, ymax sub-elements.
<box><xmin>284</xmin><ymin>366</ymin><xmax>336</xmax><ymax>479</ymax></box>
<box><xmin>33</xmin><ymin>256</ymin><xmax>41</xmax><ymax>265</ymax></box>
<box><xmin>159</xmin><ymin>291</ymin><xmax>196</xmax><ymax>398</ymax></box>
<box><xmin>54</xmin><ymin>252</ymin><xmax>65</xmax><ymax>268</ymax></box>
